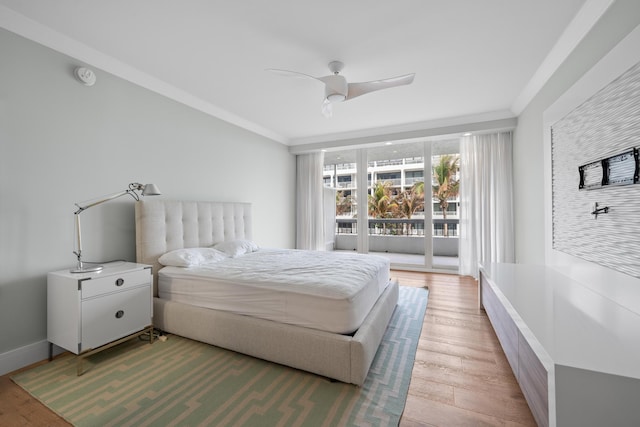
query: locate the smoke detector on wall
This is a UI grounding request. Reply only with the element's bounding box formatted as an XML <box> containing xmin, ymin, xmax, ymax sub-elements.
<box><xmin>74</xmin><ymin>67</ymin><xmax>96</xmax><ymax>86</ymax></box>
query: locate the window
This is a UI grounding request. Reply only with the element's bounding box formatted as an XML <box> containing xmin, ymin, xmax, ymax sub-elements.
<box><xmin>323</xmin><ymin>140</ymin><xmax>460</xmax><ymax>271</ymax></box>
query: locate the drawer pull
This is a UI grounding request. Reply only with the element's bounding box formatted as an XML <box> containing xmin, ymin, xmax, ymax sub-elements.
<box><xmin>115</xmin><ymin>278</ymin><xmax>124</xmax><ymax>287</ymax></box>
<box><xmin>115</xmin><ymin>310</ymin><xmax>124</xmax><ymax>319</ymax></box>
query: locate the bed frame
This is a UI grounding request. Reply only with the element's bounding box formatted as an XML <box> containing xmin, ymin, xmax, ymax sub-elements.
<box><xmin>135</xmin><ymin>199</ymin><xmax>398</xmax><ymax>385</ymax></box>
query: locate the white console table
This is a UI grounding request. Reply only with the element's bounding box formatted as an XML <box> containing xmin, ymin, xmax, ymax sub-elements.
<box><xmin>479</xmin><ymin>263</ymin><xmax>640</xmax><ymax>427</ymax></box>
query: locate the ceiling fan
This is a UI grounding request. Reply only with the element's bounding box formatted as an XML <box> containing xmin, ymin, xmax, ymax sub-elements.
<box><xmin>267</xmin><ymin>61</ymin><xmax>415</xmax><ymax>117</ymax></box>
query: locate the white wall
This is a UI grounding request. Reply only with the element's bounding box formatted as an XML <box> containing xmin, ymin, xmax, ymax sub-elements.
<box><xmin>513</xmin><ymin>0</ymin><xmax>640</xmax><ymax>314</ymax></box>
<box><xmin>0</xmin><ymin>29</ymin><xmax>295</xmax><ymax>369</ymax></box>
<box><xmin>513</xmin><ymin>0</ymin><xmax>640</xmax><ymax>264</ymax></box>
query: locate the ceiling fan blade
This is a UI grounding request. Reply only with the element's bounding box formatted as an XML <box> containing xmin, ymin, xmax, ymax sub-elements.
<box><xmin>346</xmin><ymin>73</ymin><xmax>415</xmax><ymax>100</ymax></box>
<box><xmin>265</xmin><ymin>68</ymin><xmax>320</xmax><ymax>82</ymax></box>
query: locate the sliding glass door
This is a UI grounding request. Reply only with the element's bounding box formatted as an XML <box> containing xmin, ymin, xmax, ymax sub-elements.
<box><xmin>323</xmin><ymin>139</ymin><xmax>460</xmax><ymax>272</ymax></box>
<box><xmin>366</xmin><ymin>141</ymin><xmax>427</xmax><ymax>267</ymax></box>
<box><xmin>323</xmin><ymin>149</ymin><xmax>358</xmax><ymax>252</ymax></box>
<box><xmin>430</xmin><ymin>140</ymin><xmax>460</xmax><ymax>270</ymax></box>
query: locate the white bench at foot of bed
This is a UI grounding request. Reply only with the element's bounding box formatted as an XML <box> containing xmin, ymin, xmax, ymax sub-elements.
<box><xmin>152</xmin><ymin>280</ymin><xmax>399</xmax><ymax>386</ymax></box>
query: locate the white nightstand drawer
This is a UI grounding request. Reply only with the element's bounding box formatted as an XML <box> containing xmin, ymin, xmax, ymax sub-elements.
<box><xmin>81</xmin><ymin>286</ymin><xmax>151</xmax><ymax>352</ymax></box>
<box><xmin>81</xmin><ymin>268</ymin><xmax>150</xmax><ymax>299</ymax></box>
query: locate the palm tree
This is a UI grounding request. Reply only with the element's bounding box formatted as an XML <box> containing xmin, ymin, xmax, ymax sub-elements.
<box><xmin>368</xmin><ymin>181</ymin><xmax>398</xmax><ymax>234</ymax></box>
<box><xmin>432</xmin><ymin>154</ymin><xmax>460</xmax><ymax>236</ymax></box>
<box><xmin>368</xmin><ymin>181</ymin><xmax>397</xmax><ymax>218</ymax></box>
<box><xmin>335</xmin><ymin>191</ymin><xmax>353</xmax><ymax>216</ymax></box>
<box><xmin>395</xmin><ymin>182</ymin><xmax>425</xmax><ymax>235</ymax></box>
<box><xmin>411</xmin><ymin>180</ymin><xmax>425</xmax><ymax>196</ymax></box>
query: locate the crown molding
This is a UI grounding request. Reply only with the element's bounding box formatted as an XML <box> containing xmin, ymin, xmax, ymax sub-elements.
<box><xmin>511</xmin><ymin>0</ymin><xmax>615</xmax><ymax>115</ymax></box>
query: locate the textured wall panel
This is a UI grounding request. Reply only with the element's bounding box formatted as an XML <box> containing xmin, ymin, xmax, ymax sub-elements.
<box><xmin>551</xmin><ymin>60</ymin><xmax>640</xmax><ymax>278</ymax></box>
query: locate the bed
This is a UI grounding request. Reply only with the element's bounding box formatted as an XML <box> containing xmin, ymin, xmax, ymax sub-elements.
<box><xmin>135</xmin><ymin>199</ymin><xmax>399</xmax><ymax>385</ymax></box>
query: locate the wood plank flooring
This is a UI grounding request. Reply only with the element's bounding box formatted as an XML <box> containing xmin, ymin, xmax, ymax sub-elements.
<box><xmin>397</xmin><ymin>270</ymin><xmax>536</xmax><ymax>427</ymax></box>
<box><xmin>0</xmin><ymin>271</ymin><xmax>536</xmax><ymax>426</ymax></box>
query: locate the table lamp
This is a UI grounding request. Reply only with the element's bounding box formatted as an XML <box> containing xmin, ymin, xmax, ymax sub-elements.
<box><xmin>71</xmin><ymin>182</ymin><xmax>161</xmax><ymax>273</ymax></box>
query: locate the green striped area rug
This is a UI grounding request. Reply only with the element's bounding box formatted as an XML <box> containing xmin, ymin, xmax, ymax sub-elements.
<box><xmin>13</xmin><ymin>286</ymin><xmax>427</xmax><ymax>427</ymax></box>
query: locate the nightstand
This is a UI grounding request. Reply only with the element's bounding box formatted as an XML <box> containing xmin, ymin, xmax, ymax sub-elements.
<box><xmin>47</xmin><ymin>261</ymin><xmax>153</xmax><ymax>375</ymax></box>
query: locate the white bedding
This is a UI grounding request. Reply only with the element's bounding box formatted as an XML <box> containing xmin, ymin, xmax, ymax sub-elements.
<box><xmin>158</xmin><ymin>249</ymin><xmax>390</xmax><ymax>334</ymax></box>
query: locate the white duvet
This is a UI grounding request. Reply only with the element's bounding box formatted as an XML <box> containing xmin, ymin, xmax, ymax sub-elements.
<box><xmin>158</xmin><ymin>249</ymin><xmax>390</xmax><ymax>334</ymax></box>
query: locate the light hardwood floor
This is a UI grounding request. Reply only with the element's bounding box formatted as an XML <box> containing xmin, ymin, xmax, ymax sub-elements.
<box><xmin>397</xmin><ymin>270</ymin><xmax>536</xmax><ymax>427</ymax></box>
<box><xmin>0</xmin><ymin>271</ymin><xmax>535</xmax><ymax>426</ymax></box>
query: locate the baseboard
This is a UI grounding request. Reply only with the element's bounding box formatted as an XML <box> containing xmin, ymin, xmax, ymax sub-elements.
<box><xmin>0</xmin><ymin>340</ymin><xmax>64</xmax><ymax>376</ymax></box>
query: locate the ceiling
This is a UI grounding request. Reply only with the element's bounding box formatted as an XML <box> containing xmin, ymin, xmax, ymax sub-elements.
<box><xmin>0</xmin><ymin>0</ymin><xmax>604</xmax><ymax>147</ymax></box>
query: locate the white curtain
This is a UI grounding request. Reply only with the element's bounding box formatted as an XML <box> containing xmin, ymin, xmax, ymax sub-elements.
<box><xmin>296</xmin><ymin>152</ymin><xmax>325</xmax><ymax>250</ymax></box>
<box><xmin>459</xmin><ymin>132</ymin><xmax>515</xmax><ymax>277</ymax></box>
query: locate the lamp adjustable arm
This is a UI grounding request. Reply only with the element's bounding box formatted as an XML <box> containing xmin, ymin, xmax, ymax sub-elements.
<box><xmin>71</xmin><ymin>182</ymin><xmax>161</xmax><ymax>273</ymax></box>
<box><xmin>73</xmin><ymin>183</ymin><xmax>148</xmax><ymax>214</ymax></box>
<box><xmin>74</xmin><ymin>190</ymin><xmax>136</xmax><ymax>214</ymax></box>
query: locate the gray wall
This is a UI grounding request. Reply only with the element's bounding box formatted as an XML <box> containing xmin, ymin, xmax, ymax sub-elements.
<box><xmin>0</xmin><ymin>29</ymin><xmax>296</xmax><ymax>360</ymax></box>
<box><xmin>513</xmin><ymin>0</ymin><xmax>640</xmax><ymax>264</ymax></box>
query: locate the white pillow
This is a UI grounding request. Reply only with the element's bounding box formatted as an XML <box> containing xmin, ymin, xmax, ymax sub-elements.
<box><xmin>213</xmin><ymin>239</ymin><xmax>259</xmax><ymax>257</ymax></box>
<box><xmin>158</xmin><ymin>247</ymin><xmax>228</xmax><ymax>267</ymax></box>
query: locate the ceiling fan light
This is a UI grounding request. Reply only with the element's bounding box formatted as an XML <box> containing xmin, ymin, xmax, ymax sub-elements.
<box><xmin>321</xmin><ymin>98</ymin><xmax>333</xmax><ymax>118</ymax></box>
<box><xmin>327</xmin><ymin>93</ymin><xmax>346</xmax><ymax>103</ymax></box>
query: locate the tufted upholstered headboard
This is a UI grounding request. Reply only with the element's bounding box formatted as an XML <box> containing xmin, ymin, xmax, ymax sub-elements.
<box><xmin>135</xmin><ymin>199</ymin><xmax>252</xmax><ymax>295</ymax></box>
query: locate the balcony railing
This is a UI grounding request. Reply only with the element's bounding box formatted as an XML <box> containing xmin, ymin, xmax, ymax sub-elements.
<box><xmin>370</xmin><ymin>159</ymin><xmax>404</xmax><ymax>167</ymax></box>
<box><xmin>374</xmin><ymin>178</ymin><xmax>402</xmax><ymax>186</ymax></box>
<box><xmin>335</xmin><ymin>218</ymin><xmax>459</xmax><ymax>237</ymax></box>
<box><xmin>336</xmin><ymin>181</ymin><xmax>353</xmax><ymax>188</ymax></box>
<box><xmin>404</xmin><ymin>177</ymin><xmax>424</xmax><ymax>185</ymax></box>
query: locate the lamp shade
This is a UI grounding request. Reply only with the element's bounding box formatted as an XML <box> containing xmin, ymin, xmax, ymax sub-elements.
<box><xmin>142</xmin><ymin>183</ymin><xmax>161</xmax><ymax>196</ymax></box>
